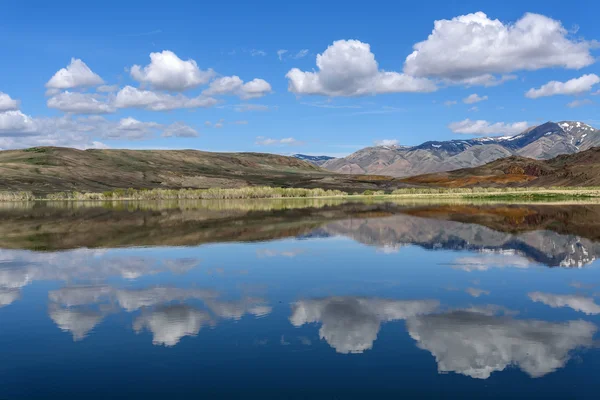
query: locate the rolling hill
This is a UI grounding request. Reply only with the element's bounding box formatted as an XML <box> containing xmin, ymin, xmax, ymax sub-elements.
<box><xmin>0</xmin><ymin>146</ymin><xmax>406</xmax><ymax>194</ymax></box>
<box><xmin>402</xmin><ymin>146</ymin><xmax>600</xmax><ymax>187</ymax></box>
<box><xmin>321</xmin><ymin>121</ymin><xmax>600</xmax><ymax>177</ymax></box>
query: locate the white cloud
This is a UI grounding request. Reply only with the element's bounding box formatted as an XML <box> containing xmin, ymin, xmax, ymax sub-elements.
<box><xmin>292</xmin><ymin>49</ymin><xmax>309</xmax><ymax>59</ymax></box>
<box><xmin>250</xmin><ymin>49</ymin><xmax>267</xmax><ymax>57</ymax></box>
<box><xmin>233</xmin><ymin>120</ymin><xmax>248</xmax><ymax>125</ymax></box>
<box><xmin>104</xmin><ymin>117</ymin><xmax>161</xmax><ymax>140</ymax></box>
<box><xmin>47</xmin><ymin>91</ymin><xmax>116</xmax><ymax>114</ymax></box>
<box><xmin>235</xmin><ymin>104</ymin><xmax>270</xmax><ymax>112</ymax></box>
<box><xmin>277</xmin><ymin>49</ymin><xmax>288</xmax><ymax>60</ymax></box>
<box><xmin>0</xmin><ymin>110</ymin><xmax>37</xmax><ymax>136</ymax></box>
<box><xmin>290</xmin><ymin>297</ymin><xmax>439</xmax><ymax>354</ymax></box>
<box><xmin>406</xmin><ymin>309</ymin><xmax>597</xmax><ymax>379</ymax></box>
<box><xmin>49</xmin><ymin>305</ymin><xmax>103</xmax><ymax>341</ymax></box>
<box><xmin>130</xmin><ymin>50</ymin><xmax>215</xmax><ymax>91</ymax></box>
<box><xmin>529</xmin><ymin>292</ymin><xmax>600</xmax><ymax>315</ymax></box>
<box><xmin>468</xmin><ymin>106</ymin><xmax>479</xmax><ymax>112</ymax></box>
<box><xmin>255</xmin><ymin>136</ymin><xmax>302</xmax><ymax>146</ymax></box>
<box><xmin>404</xmin><ymin>12</ymin><xmax>596</xmax><ymax>84</ymax></box>
<box><xmin>203</xmin><ymin>76</ymin><xmax>272</xmax><ymax>99</ymax></box>
<box><xmin>525</xmin><ymin>74</ymin><xmax>600</xmax><ymax>98</ymax></box>
<box><xmin>449</xmin><ymin>254</ymin><xmax>532</xmax><ymax>271</ymax></box>
<box><xmin>133</xmin><ymin>305</ymin><xmax>214</xmax><ymax>347</ymax></box>
<box><xmin>448</xmin><ymin>119</ymin><xmax>529</xmax><ymax>135</ymax></box>
<box><xmin>45</xmin><ymin>58</ymin><xmax>104</xmax><ymax>94</ymax></box>
<box><xmin>0</xmin><ymin>92</ymin><xmax>19</xmax><ymax>112</ymax></box>
<box><xmin>114</xmin><ymin>86</ymin><xmax>218</xmax><ymax>111</ymax></box>
<box><xmin>161</xmin><ymin>121</ymin><xmax>198</xmax><ymax>137</ymax></box>
<box><xmin>286</xmin><ymin>40</ymin><xmax>436</xmax><ymax>96</ymax></box>
<box><xmin>457</xmin><ymin>74</ymin><xmax>518</xmax><ymax>87</ymax></box>
<box><xmin>444</xmin><ymin>100</ymin><xmax>457</xmax><ymax>106</ymax></box>
<box><xmin>96</xmin><ymin>84</ymin><xmax>119</xmax><ymax>93</ymax></box>
<box><xmin>567</xmin><ymin>99</ymin><xmax>594</xmax><ymax>108</ymax></box>
<box><xmin>0</xmin><ymin>288</ymin><xmax>20</xmax><ymax>307</ymax></box>
<box><xmin>374</xmin><ymin>139</ymin><xmax>399</xmax><ymax>146</ymax></box>
<box><xmin>0</xmin><ymin>109</ymin><xmax>195</xmax><ymax>147</ymax></box>
<box><xmin>463</xmin><ymin>93</ymin><xmax>488</xmax><ymax>104</ymax></box>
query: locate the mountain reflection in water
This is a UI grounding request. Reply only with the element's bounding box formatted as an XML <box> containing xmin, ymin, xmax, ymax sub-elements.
<box><xmin>1</xmin><ymin>199</ymin><xmax>600</xmax><ymax>398</ymax></box>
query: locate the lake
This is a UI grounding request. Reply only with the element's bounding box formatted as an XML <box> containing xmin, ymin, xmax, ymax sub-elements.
<box><xmin>1</xmin><ymin>199</ymin><xmax>600</xmax><ymax>398</ymax></box>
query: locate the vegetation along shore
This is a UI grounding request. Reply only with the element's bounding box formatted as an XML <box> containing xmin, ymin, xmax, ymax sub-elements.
<box><xmin>1</xmin><ymin>186</ymin><xmax>600</xmax><ymax>202</ymax></box>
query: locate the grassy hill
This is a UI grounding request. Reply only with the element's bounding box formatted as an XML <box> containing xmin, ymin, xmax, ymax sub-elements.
<box><xmin>401</xmin><ymin>146</ymin><xmax>600</xmax><ymax>188</ymax></box>
<box><xmin>0</xmin><ymin>147</ymin><xmax>405</xmax><ymax>194</ymax></box>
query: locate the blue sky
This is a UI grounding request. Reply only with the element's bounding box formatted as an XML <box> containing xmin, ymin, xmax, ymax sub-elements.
<box><xmin>0</xmin><ymin>0</ymin><xmax>599</xmax><ymax>156</ymax></box>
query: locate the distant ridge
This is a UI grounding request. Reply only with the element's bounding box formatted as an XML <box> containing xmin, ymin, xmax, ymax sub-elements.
<box><xmin>292</xmin><ymin>154</ymin><xmax>335</xmax><ymax>166</ymax></box>
<box><xmin>322</xmin><ymin>121</ymin><xmax>600</xmax><ymax>177</ymax></box>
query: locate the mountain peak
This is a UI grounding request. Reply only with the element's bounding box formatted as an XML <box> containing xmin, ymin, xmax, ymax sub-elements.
<box><xmin>321</xmin><ymin>120</ymin><xmax>600</xmax><ymax>178</ymax></box>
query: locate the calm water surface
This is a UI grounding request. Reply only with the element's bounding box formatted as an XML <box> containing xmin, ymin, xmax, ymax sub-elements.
<box><xmin>1</xmin><ymin>199</ymin><xmax>600</xmax><ymax>398</ymax></box>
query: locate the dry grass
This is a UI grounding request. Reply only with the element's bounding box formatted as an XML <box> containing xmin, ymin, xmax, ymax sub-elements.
<box><xmin>1</xmin><ymin>186</ymin><xmax>600</xmax><ymax>202</ymax></box>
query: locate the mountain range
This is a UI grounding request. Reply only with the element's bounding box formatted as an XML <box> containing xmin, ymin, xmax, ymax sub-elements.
<box><xmin>309</xmin><ymin>121</ymin><xmax>600</xmax><ymax>178</ymax></box>
<box><xmin>292</xmin><ymin>154</ymin><xmax>335</xmax><ymax>166</ymax></box>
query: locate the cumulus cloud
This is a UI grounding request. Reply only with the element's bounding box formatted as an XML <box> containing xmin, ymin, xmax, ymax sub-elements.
<box><xmin>96</xmin><ymin>84</ymin><xmax>119</xmax><ymax>93</ymax></box>
<box><xmin>290</xmin><ymin>297</ymin><xmax>439</xmax><ymax>354</ymax></box>
<box><xmin>0</xmin><ymin>92</ymin><xmax>19</xmax><ymax>112</ymax></box>
<box><xmin>0</xmin><ymin>110</ymin><xmax>38</xmax><ymax>136</ymax></box>
<box><xmin>463</xmin><ymin>93</ymin><xmax>488</xmax><ymax>104</ymax></box>
<box><xmin>448</xmin><ymin>119</ymin><xmax>529</xmax><ymax>136</ymax></box>
<box><xmin>114</xmin><ymin>287</ymin><xmax>216</xmax><ymax>312</ymax></box>
<box><xmin>203</xmin><ymin>76</ymin><xmax>272</xmax><ymax>99</ymax></box>
<box><xmin>0</xmin><ymin>110</ymin><xmax>197</xmax><ymax>148</ymax></box>
<box><xmin>103</xmin><ymin>117</ymin><xmax>161</xmax><ymax>140</ymax></box>
<box><xmin>286</xmin><ymin>40</ymin><xmax>436</xmax><ymax>96</ymax></box>
<box><xmin>529</xmin><ymin>292</ymin><xmax>600</xmax><ymax>315</ymax></box>
<box><xmin>45</xmin><ymin>58</ymin><xmax>104</xmax><ymax>94</ymax></box>
<box><xmin>374</xmin><ymin>139</ymin><xmax>399</xmax><ymax>146</ymax></box>
<box><xmin>0</xmin><ymin>288</ymin><xmax>20</xmax><ymax>307</ymax></box>
<box><xmin>161</xmin><ymin>121</ymin><xmax>199</xmax><ymax>137</ymax></box>
<box><xmin>49</xmin><ymin>304</ymin><xmax>104</xmax><ymax>341</ymax></box>
<box><xmin>458</xmin><ymin>74</ymin><xmax>518</xmax><ymax>87</ymax></box>
<box><xmin>130</xmin><ymin>50</ymin><xmax>215</xmax><ymax>91</ymax></box>
<box><xmin>404</xmin><ymin>12</ymin><xmax>596</xmax><ymax>85</ymax></box>
<box><xmin>49</xmin><ymin>285</ymin><xmax>113</xmax><ymax>307</ymax></box>
<box><xmin>406</xmin><ymin>309</ymin><xmax>597</xmax><ymax>379</ymax></box>
<box><xmin>525</xmin><ymin>74</ymin><xmax>600</xmax><ymax>98</ymax></box>
<box><xmin>255</xmin><ymin>136</ymin><xmax>302</xmax><ymax>146</ymax></box>
<box><xmin>47</xmin><ymin>91</ymin><xmax>116</xmax><ymax>114</ymax></box>
<box><xmin>133</xmin><ymin>305</ymin><xmax>214</xmax><ymax>346</ymax></box>
<box><xmin>114</xmin><ymin>86</ymin><xmax>218</xmax><ymax>111</ymax></box>
<box><xmin>205</xmin><ymin>297</ymin><xmax>272</xmax><ymax>320</ymax></box>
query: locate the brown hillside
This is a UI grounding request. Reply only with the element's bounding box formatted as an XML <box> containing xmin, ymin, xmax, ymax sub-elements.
<box><xmin>402</xmin><ymin>147</ymin><xmax>600</xmax><ymax>187</ymax></box>
<box><xmin>0</xmin><ymin>147</ymin><xmax>408</xmax><ymax>194</ymax></box>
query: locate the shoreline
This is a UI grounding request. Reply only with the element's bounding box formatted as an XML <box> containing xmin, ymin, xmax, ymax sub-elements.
<box><xmin>1</xmin><ymin>187</ymin><xmax>600</xmax><ymax>203</ymax></box>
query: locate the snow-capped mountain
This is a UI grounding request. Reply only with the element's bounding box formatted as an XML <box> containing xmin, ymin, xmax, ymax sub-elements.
<box><xmin>292</xmin><ymin>154</ymin><xmax>335</xmax><ymax>166</ymax></box>
<box><xmin>322</xmin><ymin>121</ymin><xmax>600</xmax><ymax>177</ymax></box>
